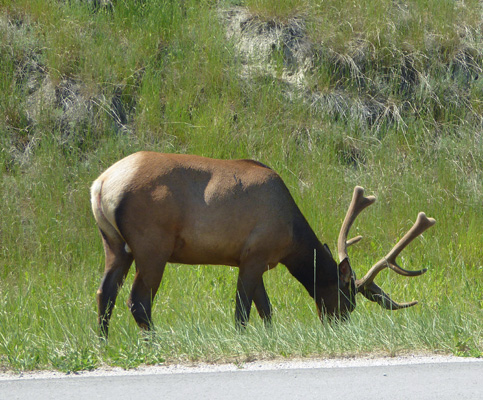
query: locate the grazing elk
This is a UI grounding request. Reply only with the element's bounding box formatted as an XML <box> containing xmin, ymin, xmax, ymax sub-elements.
<box><xmin>91</xmin><ymin>152</ymin><xmax>435</xmax><ymax>337</ymax></box>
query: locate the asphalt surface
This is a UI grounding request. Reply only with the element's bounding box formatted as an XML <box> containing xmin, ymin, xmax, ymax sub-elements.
<box><xmin>1</xmin><ymin>358</ymin><xmax>482</xmax><ymax>400</ymax></box>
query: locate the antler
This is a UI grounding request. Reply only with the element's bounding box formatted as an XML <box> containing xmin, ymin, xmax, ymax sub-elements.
<box><xmin>357</xmin><ymin>282</ymin><xmax>419</xmax><ymax>310</ymax></box>
<box><xmin>356</xmin><ymin>212</ymin><xmax>436</xmax><ymax>309</ymax></box>
<box><xmin>337</xmin><ymin>186</ymin><xmax>376</xmax><ymax>262</ymax></box>
<box><xmin>338</xmin><ymin>187</ymin><xmax>436</xmax><ymax>310</ymax></box>
<box><xmin>356</xmin><ymin>212</ymin><xmax>436</xmax><ymax>288</ymax></box>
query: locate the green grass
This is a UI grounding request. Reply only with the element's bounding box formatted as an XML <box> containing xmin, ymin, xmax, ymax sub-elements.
<box><xmin>0</xmin><ymin>0</ymin><xmax>482</xmax><ymax>372</ymax></box>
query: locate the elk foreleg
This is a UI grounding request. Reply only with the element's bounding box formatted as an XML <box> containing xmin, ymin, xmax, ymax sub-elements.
<box><xmin>235</xmin><ymin>261</ymin><xmax>268</xmax><ymax>329</ymax></box>
<box><xmin>253</xmin><ymin>278</ymin><xmax>272</xmax><ymax>326</ymax></box>
<box><xmin>235</xmin><ymin>272</ymin><xmax>257</xmax><ymax>329</ymax></box>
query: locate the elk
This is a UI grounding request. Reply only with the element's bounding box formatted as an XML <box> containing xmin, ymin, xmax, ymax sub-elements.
<box><xmin>91</xmin><ymin>152</ymin><xmax>435</xmax><ymax>337</ymax></box>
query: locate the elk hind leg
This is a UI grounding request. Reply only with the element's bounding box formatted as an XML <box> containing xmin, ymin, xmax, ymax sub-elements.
<box><xmin>97</xmin><ymin>233</ymin><xmax>133</xmax><ymax>338</ymax></box>
<box><xmin>128</xmin><ymin>258</ymin><xmax>167</xmax><ymax>331</ymax></box>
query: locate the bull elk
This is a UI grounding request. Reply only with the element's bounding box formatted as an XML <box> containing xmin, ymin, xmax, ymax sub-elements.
<box><xmin>91</xmin><ymin>152</ymin><xmax>435</xmax><ymax>337</ymax></box>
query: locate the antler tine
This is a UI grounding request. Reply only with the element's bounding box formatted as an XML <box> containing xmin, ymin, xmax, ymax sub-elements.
<box><xmin>358</xmin><ymin>282</ymin><xmax>419</xmax><ymax>310</ymax></box>
<box><xmin>338</xmin><ymin>186</ymin><xmax>376</xmax><ymax>262</ymax></box>
<box><xmin>356</xmin><ymin>212</ymin><xmax>436</xmax><ymax>289</ymax></box>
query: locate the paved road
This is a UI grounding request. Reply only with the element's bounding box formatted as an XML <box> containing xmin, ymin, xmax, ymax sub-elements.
<box><xmin>1</xmin><ymin>359</ymin><xmax>482</xmax><ymax>399</ymax></box>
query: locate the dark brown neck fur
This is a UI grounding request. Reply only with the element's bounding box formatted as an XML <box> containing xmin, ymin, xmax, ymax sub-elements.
<box><xmin>281</xmin><ymin>214</ymin><xmax>338</xmax><ymax>298</ymax></box>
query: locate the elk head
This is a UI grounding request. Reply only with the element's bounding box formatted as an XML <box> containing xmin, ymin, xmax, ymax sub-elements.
<box><xmin>331</xmin><ymin>186</ymin><xmax>436</xmax><ymax>320</ymax></box>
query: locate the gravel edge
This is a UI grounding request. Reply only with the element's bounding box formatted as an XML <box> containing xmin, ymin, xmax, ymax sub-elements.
<box><xmin>1</xmin><ymin>355</ymin><xmax>482</xmax><ymax>381</ymax></box>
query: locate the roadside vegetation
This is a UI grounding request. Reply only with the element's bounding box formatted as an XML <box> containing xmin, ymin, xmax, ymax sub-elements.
<box><xmin>0</xmin><ymin>0</ymin><xmax>482</xmax><ymax>372</ymax></box>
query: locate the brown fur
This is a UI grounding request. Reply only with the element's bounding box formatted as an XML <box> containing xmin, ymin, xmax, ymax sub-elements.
<box><xmin>91</xmin><ymin>152</ymin><xmax>354</xmax><ymax>337</ymax></box>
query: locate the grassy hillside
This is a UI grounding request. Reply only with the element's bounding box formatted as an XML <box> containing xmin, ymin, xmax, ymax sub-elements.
<box><xmin>0</xmin><ymin>0</ymin><xmax>482</xmax><ymax>371</ymax></box>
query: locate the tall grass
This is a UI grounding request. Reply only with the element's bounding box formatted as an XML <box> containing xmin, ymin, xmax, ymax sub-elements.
<box><xmin>0</xmin><ymin>0</ymin><xmax>482</xmax><ymax>372</ymax></box>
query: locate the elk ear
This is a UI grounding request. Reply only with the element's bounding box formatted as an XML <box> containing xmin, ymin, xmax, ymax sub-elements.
<box><xmin>323</xmin><ymin>243</ymin><xmax>333</xmax><ymax>258</ymax></box>
<box><xmin>338</xmin><ymin>258</ymin><xmax>353</xmax><ymax>284</ymax></box>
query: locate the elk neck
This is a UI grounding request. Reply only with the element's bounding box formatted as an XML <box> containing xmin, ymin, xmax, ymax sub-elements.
<box><xmin>281</xmin><ymin>214</ymin><xmax>339</xmax><ymax>298</ymax></box>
